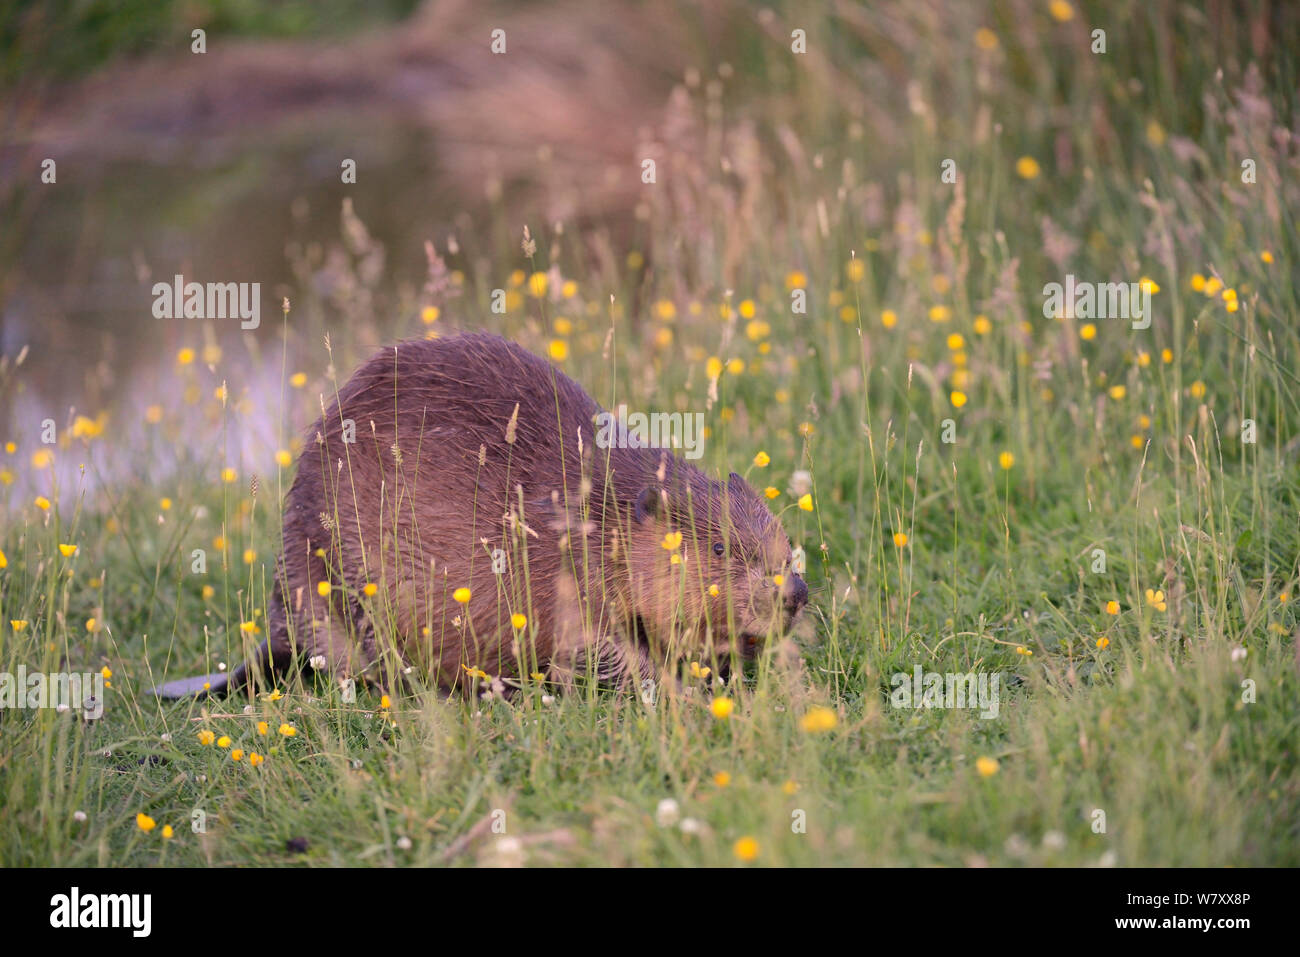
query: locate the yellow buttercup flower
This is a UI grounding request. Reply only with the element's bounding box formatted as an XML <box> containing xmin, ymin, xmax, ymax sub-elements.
<box><xmin>453</xmin><ymin>587</ymin><xmax>472</xmax><ymax>604</ymax></box>
<box><xmin>1015</xmin><ymin>156</ymin><xmax>1041</xmax><ymax>180</ymax></box>
<box><xmin>136</xmin><ymin>813</ymin><xmax>157</xmax><ymax>832</ymax></box>
<box><xmin>753</xmin><ymin>451</ymin><xmax>770</xmax><ymax>468</ymax></box>
<box><xmin>733</xmin><ymin>837</ymin><xmax>759</xmax><ymax>862</ymax></box>
<box><xmin>798</xmin><ymin>494</ymin><xmax>813</xmax><ymax>512</ymax></box>
<box><xmin>1049</xmin><ymin>0</ymin><xmax>1074</xmax><ymax>22</ymax></box>
<box><xmin>511</xmin><ymin>613</ymin><xmax>527</xmax><ymax>630</ymax></box>
<box><xmin>975</xmin><ymin>756</ymin><xmax>1000</xmax><ymax>777</ymax></box>
<box><xmin>799</xmin><ymin>706</ymin><xmax>838</xmax><ymax>733</ymax></box>
<box><xmin>998</xmin><ymin>452</ymin><xmax>1015</xmax><ymax>470</ymax></box>
<box><xmin>710</xmin><ymin>697</ymin><xmax>734</xmax><ymax>720</ymax></box>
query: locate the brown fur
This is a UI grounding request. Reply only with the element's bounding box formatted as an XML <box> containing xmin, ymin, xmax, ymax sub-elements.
<box><xmin>158</xmin><ymin>332</ymin><xmax>808</xmax><ymax>698</ymax></box>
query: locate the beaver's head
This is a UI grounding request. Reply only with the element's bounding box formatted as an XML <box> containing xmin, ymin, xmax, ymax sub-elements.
<box><xmin>625</xmin><ymin>467</ymin><xmax>808</xmax><ymax>658</ymax></box>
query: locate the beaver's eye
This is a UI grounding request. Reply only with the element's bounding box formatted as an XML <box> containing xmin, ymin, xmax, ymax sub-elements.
<box><xmin>713</xmin><ymin>542</ymin><xmax>725</xmax><ymax>557</ymax></box>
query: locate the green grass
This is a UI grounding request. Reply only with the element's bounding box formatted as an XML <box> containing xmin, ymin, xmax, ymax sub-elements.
<box><xmin>1</xmin><ymin>0</ymin><xmax>1298</xmax><ymax>866</ymax></box>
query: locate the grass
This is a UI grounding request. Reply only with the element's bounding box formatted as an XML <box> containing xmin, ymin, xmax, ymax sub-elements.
<box><xmin>1</xmin><ymin>0</ymin><xmax>1298</xmax><ymax>866</ymax></box>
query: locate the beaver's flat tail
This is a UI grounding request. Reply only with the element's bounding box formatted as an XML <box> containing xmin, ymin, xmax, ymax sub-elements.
<box><xmin>150</xmin><ymin>639</ymin><xmax>283</xmax><ymax>699</ymax></box>
<box><xmin>150</xmin><ymin>670</ymin><xmax>232</xmax><ymax>699</ymax></box>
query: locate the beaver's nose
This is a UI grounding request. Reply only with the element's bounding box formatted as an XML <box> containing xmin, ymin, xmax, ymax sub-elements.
<box><xmin>782</xmin><ymin>574</ymin><xmax>808</xmax><ymax>616</ymax></box>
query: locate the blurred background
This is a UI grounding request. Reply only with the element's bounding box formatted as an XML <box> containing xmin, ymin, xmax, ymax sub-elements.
<box><xmin>0</xmin><ymin>0</ymin><xmax>1295</xmax><ymax>499</ymax></box>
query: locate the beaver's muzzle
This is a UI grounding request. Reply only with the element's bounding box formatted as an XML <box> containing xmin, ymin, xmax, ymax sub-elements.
<box><xmin>782</xmin><ymin>574</ymin><xmax>809</xmax><ymax>626</ymax></box>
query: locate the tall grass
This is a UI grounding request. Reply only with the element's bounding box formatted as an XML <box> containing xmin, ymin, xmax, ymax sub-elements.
<box><xmin>1</xmin><ymin>0</ymin><xmax>1297</xmax><ymax>865</ymax></box>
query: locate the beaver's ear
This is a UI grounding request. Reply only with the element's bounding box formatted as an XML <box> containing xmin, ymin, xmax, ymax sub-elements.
<box><xmin>728</xmin><ymin>471</ymin><xmax>744</xmax><ymax>490</ymax></box>
<box><xmin>634</xmin><ymin>486</ymin><xmax>662</xmax><ymax>524</ymax></box>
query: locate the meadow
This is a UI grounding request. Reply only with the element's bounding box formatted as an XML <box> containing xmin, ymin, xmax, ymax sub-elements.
<box><xmin>0</xmin><ymin>0</ymin><xmax>1297</xmax><ymax>866</ymax></box>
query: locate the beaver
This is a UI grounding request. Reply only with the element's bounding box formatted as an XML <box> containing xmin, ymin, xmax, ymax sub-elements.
<box><xmin>152</xmin><ymin>332</ymin><xmax>808</xmax><ymax>698</ymax></box>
